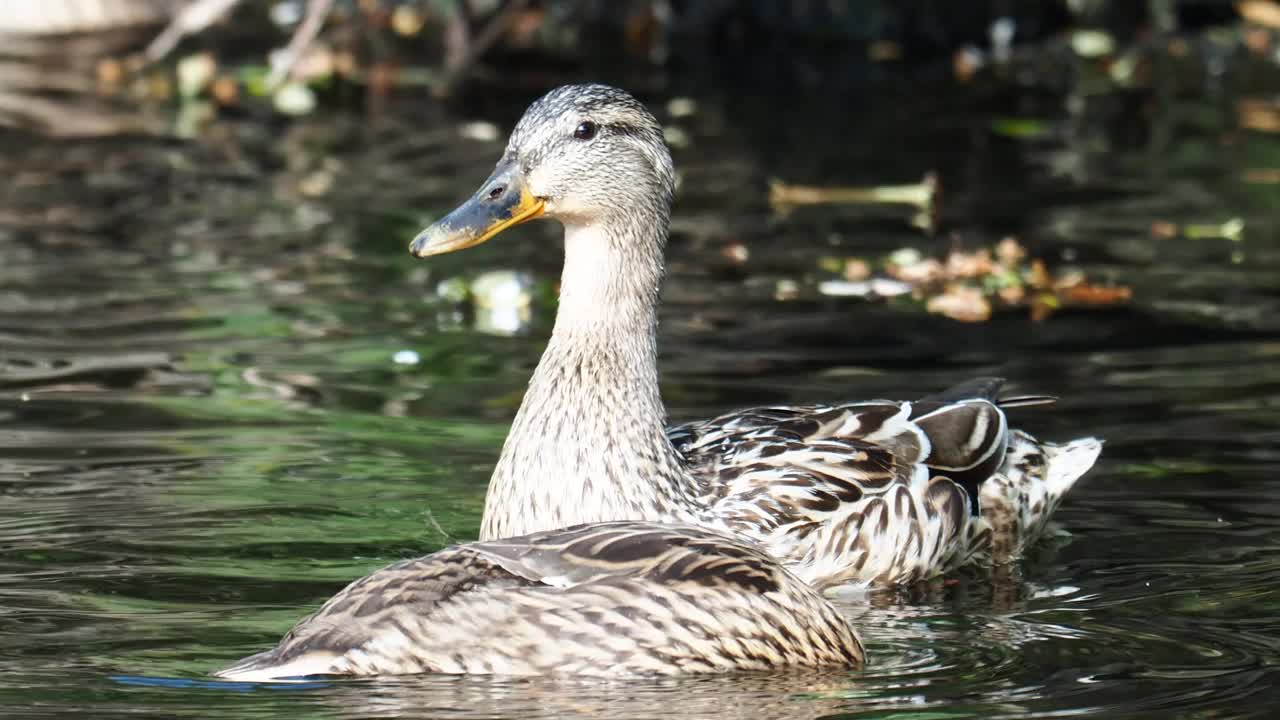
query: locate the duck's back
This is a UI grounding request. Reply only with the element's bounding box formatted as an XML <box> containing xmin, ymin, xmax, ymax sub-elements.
<box><xmin>670</xmin><ymin>378</ymin><xmax>1102</xmax><ymax>587</ymax></box>
<box><xmin>214</xmin><ymin>522</ymin><xmax>864</xmax><ymax>680</ymax></box>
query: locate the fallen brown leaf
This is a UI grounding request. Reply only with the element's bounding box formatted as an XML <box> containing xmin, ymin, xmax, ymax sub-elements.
<box><xmin>995</xmin><ymin>236</ymin><xmax>1026</xmax><ymax>267</ymax></box>
<box><xmin>998</xmin><ymin>284</ymin><xmax>1026</xmax><ymax>304</ymax></box>
<box><xmin>889</xmin><ymin>257</ymin><xmax>945</xmax><ymax>284</ymax></box>
<box><xmin>945</xmin><ymin>248</ymin><xmax>994</xmax><ymax>278</ymax></box>
<box><xmin>1151</xmin><ymin>220</ymin><xmax>1180</xmax><ymax>238</ymax></box>
<box><xmin>843</xmin><ymin>259</ymin><xmax>871</xmax><ymax>281</ymax></box>
<box><xmin>1059</xmin><ymin>284</ymin><xmax>1133</xmax><ymax>305</ymax></box>
<box><xmin>1026</xmin><ymin>259</ymin><xmax>1053</xmax><ymax>289</ymax></box>
<box><xmin>1238</xmin><ymin>0</ymin><xmax>1280</xmax><ymax>29</ymax></box>
<box><xmin>1243</xmin><ymin>168</ymin><xmax>1280</xmax><ymax>183</ymax></box>
<box><xmin>1238</xmin><ymin>97</ymin><xmax>1280</xmax><ymax>133</ymax></box>
<box><xmin>926</xmin><ymin>285</ymin><xmax>992</xmax><ymax>322</ymax></box>
<box><xmin>211</xmin><ymin>76</ymin><xmax>239</xmax><ymax>105</ymax></box>
<box><xmin>1243</xmin><ymin>26</ymin><xmax>1273</xmax><ymax>55</ymax></box>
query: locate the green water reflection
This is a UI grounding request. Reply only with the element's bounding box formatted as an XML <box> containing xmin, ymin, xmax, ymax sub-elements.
<box><xmin>3</xmin><ymin>46</ymin><xmax>1280</xmax><ymax>720</ymax></box>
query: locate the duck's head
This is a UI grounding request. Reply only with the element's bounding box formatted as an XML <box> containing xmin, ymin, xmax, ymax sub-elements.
<box><xmin>410</xmin><ymin>84</ymin><xmax>675</xmax><ymax>258</ymax></box>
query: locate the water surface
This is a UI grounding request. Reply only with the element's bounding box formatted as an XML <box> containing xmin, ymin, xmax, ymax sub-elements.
<box><xmin>2</xmin><ymin>61</ymin><xmax>1279</xmax><ymax>718</ymax></box>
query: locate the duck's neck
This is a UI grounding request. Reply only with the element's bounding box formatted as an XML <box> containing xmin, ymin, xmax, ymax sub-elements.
<box><xmin>479</xmin><ymin>218</ymin><xmax>692</xmax><ymax>540</ymax></box>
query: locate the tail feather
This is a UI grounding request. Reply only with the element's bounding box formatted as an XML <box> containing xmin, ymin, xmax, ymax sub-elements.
<box><xmin>914</xmin><ymin>376</ymin><xmax>1059</xmax><ymax>410</ymax></box>
<box><xmin>916</xmin><ymin>377</ymin><xmax>1007</xmax><ymax>405</ymax></box>
<box><xmin>978</xmin><ymin>432</ymin><xmax>1101</xmax><ymax>564</ymax></box>
<box><xmin>1043</xmin><ymin>437</ymin><xmax>1103</xmax><ymax>499</ymax></box>
<box><xmin>995</xmin><ymin>394</ymin><xmax>1057</xmax><ymax>409</ymax></box>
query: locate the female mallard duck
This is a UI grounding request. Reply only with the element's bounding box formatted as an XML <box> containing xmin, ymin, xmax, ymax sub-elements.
<box><xmin>215</xmin><ymin>522</ymin><xmax>863</xmax><ymax>680</ymax></box>
<box><xmin>409</xmin><ymin>84</ymin><xmax>1102</xmax><ymax>587</ymax></box>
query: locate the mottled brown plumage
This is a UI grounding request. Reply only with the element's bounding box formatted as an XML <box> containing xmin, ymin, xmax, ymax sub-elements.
<box><xmin>214</xmin><ymin>522</ymin><xmax>864</xmax><ymax>680</ymax></box>
<box><xmin>216</xmin><ymin>83</ymin><xmax>1099</xmax><ymax>682</ymax></box>
<box><xmin>410</xmin><ymin>84</ymin><xmax>1101</xmax><ymax>588</ymax></box>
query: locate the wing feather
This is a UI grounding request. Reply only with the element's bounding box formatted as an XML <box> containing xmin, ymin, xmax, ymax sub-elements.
<box><xmin>667</xmin><ymin>377</ymin><xmax>1096</xmax><ymax>586</ymax></box>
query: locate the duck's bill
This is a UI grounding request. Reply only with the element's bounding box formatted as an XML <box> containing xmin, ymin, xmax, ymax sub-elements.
<box><xmin>409</xmin><ymin>161</ymin><xmax>546</xmax><ymax>258</ymax></box>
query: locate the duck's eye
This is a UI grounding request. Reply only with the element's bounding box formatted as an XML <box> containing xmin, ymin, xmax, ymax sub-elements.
<box><xmin>573</xmin><ymin>121</ymin><xmax>597</xmax><ymax>141</ymax></box>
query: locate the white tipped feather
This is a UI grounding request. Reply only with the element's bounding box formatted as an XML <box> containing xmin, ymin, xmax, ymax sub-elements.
<box><xmin>1045</xmin><ymin>438</ymin><xmax>1104</xmax><ymax>498</ymax></box>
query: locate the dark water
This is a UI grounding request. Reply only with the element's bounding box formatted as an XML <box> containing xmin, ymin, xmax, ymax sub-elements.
<box><xmin>3</xmin><ymin>56</ymin><xmax>1280</xmax><ymax>718</ymax></box>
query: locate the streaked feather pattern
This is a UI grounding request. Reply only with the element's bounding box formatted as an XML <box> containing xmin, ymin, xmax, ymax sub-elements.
<box><xmin>217</xmin><ymin>84</ymin><xmax>1103</xmax><ymax>682</ymax></box>
<box><xmin>670</xmin><ymin>380</ymin><xmax>1101</xmax><ymax>587</ymax></box>
<box><xmin>215</xmin><ymin>522</ymin><xmax>864</xmax><ymax>681</ymax></box>
<box><xmin>449</xmin><ymin>85</ymin><xmax>1102</xmax><ymax>589</ymax></box>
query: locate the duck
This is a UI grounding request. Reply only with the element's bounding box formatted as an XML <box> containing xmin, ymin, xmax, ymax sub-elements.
<box><xmin>214</xmin><ymin>521</ymin><xmax>864</xmax><ymax>680</ymax></box>
<box><xmin>408</xmin><ymin>83</ymin><xmax>1102</xmax><ymax>588</ymax></box>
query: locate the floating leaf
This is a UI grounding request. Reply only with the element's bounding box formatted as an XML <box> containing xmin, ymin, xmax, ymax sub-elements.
<box><xmin>177</xmin><ymin>52</ymin><xmax>218</xmax><ymax>98</ymax></box>
<box><xmin>1070</xmin><ymin>29</ymin><xmax>1116</xmax><ymax>57</ymax></box>
<box><xmin>391</xmin><ymin>5</ymin><xmax>426</xmax><ymax>36</ymax></box>
<box><xmin>1184</xmin><ymin>217</ymin><xmax>1245</xmax><ymax>241</ymax></box>
<box><xmin>927</xmin><ymin>285</ymin><xmax>991</xmax><ymax>323</ymax></box>
<box><xmin>1238</xmin><ymin>0</ymin><xmax>1280</xmax><ymax>29</ymax></box>
<box><xmin>820</xmin><ymin>236</ymin><xmax>1129</xmax><ymax>322</ymax></box>
<box><xmin>990</xmin><ymin>117</ymin><xmax>1051</xmax><ymax>140</ymax></box>
<box><xmin>1238</xmin><ymin>98</ymin><xmax>1280</xmax><ymax>133</ymax></box>
<box><xmin>237</xmin><ymin>65</ymin><xmax>273</xmax><ymax>96</ymax></box>
<box><xmin>1243</xmin><ymin>168</ymin><xmax>1280</xmax><ymax>183</ymax></box>
<box><xmin>843</xmin><ymin>259</ymin><xmax>871</xmax><ymax>281</ymax></box>
<box><xmin>1059</xmin><ymin>284</ymin><xmax>1133</xmax><ymax>305</ymax></box>
<box><xmin>769</xmin><ymin>175</ymin><xmax>936</xmax><ymax>211</ymax></box>
<box><xmin>273</xmin><ymin>82</ymin><xmax>317</xmax><ymax>115</ymax></box>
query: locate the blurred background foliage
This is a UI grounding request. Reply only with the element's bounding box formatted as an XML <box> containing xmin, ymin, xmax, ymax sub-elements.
<box><xmin>0</xmin><ymin>0</ymin><xmax>1273</xmax><ymax>133</ymax></box>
